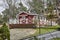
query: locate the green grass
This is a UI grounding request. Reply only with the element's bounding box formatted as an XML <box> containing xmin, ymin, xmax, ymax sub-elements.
<box><xmin>31</xmin><ymin>25</ymin><xmax>60</xmax><ymax>36</ymax></box>
<box><xmin>28</xmin><ymin>28</ymin><xmax>56</xmax><ymax>37</ymax></box>
<box><xmin>40</xmin><ymin>28</ymin><xmax>56</xmax><ymax>34</ymax></box>
<box><xmin>51</xmin><ymin>38</ymin><xmax>60</xmax><ymax>40</ymax></box>
<box><xmin>23</xmin><ymin>25</ymin><xmax>60</xmax><ymax>39</ymax></box>
<box><xmin>33</xmin><ymin>28</ymin><xmax>56</xmax><ymax>35</ymax></box>
<box><xmin>44</xmin><ymin>25</ymin><xmax>60</xmax><ymax>28</ymax></box>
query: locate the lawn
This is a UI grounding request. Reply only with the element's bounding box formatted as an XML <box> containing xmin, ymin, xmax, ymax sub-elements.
<box><xmin>44</xmin><ymin>25</ymin><xmax>60</xmax><ymax>28</ymax></box>
<box><xmin>32</xmin><ymin>28</ymin><xmax>56</xmax><ymax>36</ymax></box>
<box><xmin>30</xmin><ymin>25</ymin><xmax>60</xmax><ymax>36</ymax></box>
<box><xmin>51</xmin><ymin>38</ymin><xmax>60</xmax><ymax>40</ymax></box>
<box><xmin>20</xmin><ymin>25</ymin><xmax>60</xmax><ymax>39</ymax></box>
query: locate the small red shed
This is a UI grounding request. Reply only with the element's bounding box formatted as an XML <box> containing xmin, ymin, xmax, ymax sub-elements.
<box><xmin>9</xmin><ymin>11</ymin><xmax>38</xmax><ymax>28</ymax></box>
<box><xmin>17</xmin><ymin>12</ymin><xmax>37</xmax><ymax>24</ymax></box>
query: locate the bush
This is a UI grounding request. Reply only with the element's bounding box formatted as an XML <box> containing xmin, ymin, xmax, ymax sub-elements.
<box><xmin>0</xmin><ymin>23</ymin><xmax>10</xmax><ymax>40</ymax></box>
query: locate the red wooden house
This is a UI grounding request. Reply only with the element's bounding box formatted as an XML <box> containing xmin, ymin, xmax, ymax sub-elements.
<box><xmin>9</xmin><ymin>12</ymin><xmax>38</xmax><ymax>28</ymax></box>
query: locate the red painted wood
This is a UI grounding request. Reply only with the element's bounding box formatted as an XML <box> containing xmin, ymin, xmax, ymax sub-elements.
<box><xmin>22</xmin><ymin>20</ymin><xmax>26</xmax><ymax>24</ymax></box>
<box><xmin>18</xmin><ymin>12</ymin><xmax>35</xmax><ymax>24</ymax></box>
<box><xmin>19</xmin><ymin>12</ymin><xmax>28</xmax><ymax>16</ymax></box>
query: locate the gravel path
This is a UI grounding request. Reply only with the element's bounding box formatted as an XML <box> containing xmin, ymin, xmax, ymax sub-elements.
<box><xmin>10</xmin><ymin>29</ymin><xmax>36</xmax><ymax>40</ymax></box>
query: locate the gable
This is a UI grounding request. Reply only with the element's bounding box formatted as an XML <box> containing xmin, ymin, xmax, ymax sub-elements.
<box><xmin>19</xmin><ymin>12</ymin><xmax>28</xmax><ymax>16</ymax></box>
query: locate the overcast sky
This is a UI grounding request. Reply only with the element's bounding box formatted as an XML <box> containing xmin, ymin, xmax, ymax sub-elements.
<box><xmin>0</xmin><ymin>0</ymin><xmax>47</xmax><ymax>15</ymax></box>
<box><xmin>0</xmin><ymin>0</ymin><xmax>5</xmax><ymax>13</ymax></box>
<box><xmin>0</xmin><ymin>0</ymin><xmax>30</xmax><ymax>14</ymax></box>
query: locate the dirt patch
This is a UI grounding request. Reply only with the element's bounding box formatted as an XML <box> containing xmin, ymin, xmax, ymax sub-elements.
<box><xmin>10</xmin><ymin>29</ymin><xmax>36</xmax><ymax>40</ymax></box>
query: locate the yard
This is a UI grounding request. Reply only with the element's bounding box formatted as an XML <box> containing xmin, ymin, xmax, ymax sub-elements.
<box><xmin>10</xmin><ymin>28</ymin><xmax>36</xmax><ymax>40</ymax></box>
<box><xmin>29</xmin><ymin>25</ymin><xmax>60</xmax><ymax>37</ymax></box>
<box><xmin>0</xmin><ymin>24</ymin><xmax>60</xmax><ymax>40</ymax></box>
<box><xmin>51</xmin><ymin>38</ymin><xmax>60</xmax><ymax>40</ymax></box>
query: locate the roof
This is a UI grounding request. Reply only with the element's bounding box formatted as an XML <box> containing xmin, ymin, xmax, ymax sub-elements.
<box><xmin>17</xmin><ymin>11</ymin><xmax>38</xmax><ymax>16</ymax></box>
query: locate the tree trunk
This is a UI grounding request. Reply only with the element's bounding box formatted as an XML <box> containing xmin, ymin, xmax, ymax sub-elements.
<box><xmin>38</xmin><ymin>15</ymin><xmax>40</xmax><ymax>34</ymax></box>
<box><xmin>50</xmin><ymin>19</ymin><xmax>52</xmax><ymax>26</ymax></box>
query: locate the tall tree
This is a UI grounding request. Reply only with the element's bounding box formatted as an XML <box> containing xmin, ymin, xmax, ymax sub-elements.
<box><xmin>2</xmin><ymin>0</ymin><xmax>17</xmax><ymax>22</ymax></box>
<box><xmin>0</xmin><ymin>15</ymin><xmax>3</xmax><ymax>24</ymax></box>
<box><xmin>28</xmin><ymin>0</ymin><xmax>44</xmax><ymax>34</ymax></box>
<box><xmin>2</xmin><ymin>0</ymin><xmax>27</xmax><ymax>22</ymax></box>
<box><xmin>56</xmin><ymin>0</ymin><xmax>60</xmax><ymax>25</ymax></box>
<box><xmin>46</xmin><ymin>0</ymin><xmax>55</xmax><ymax>26</ymax></box>
<box><xmin>18</xmin><ymin>2</ymin><xmax>27</xmax><ymax>11</ymax></box>
<box><xmin>28</xmin><ymin>0</ymin><xmax>43</xmax><ymax>14</ymax></box>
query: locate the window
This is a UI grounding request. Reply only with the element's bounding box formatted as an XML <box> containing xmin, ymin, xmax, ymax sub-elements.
<box><xmin>22</xmin><ymin>16</ymin><xmax>26</xmax><ymax>19</ymax></box>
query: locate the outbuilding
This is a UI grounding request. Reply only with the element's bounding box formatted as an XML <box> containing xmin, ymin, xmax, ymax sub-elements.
<box><xmin>9</xmin><ymin>11</ymin><xmax>38</xmax><ymax>28</ymax></box>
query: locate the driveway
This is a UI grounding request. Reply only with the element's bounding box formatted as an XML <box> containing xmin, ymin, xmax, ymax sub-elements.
<box><xmin>10</xmin><ymin>28</ymin><xmax>36</xmax><ymax>40</ymax></box>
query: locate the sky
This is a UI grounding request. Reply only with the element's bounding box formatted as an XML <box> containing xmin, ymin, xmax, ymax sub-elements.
<box><xmin>0</xmin><ymin>0</ymin><xmax>47</xmax><ymax>15</ymax></box>
<box><xmin>0</xmin><ymin>0</ymin><xmax>30</xmax><ymax>14</ymax></box>
<box><xmin>0</xmin><ymin>0</ymin><xmax>5</xmax><ymax>15</ymax></box>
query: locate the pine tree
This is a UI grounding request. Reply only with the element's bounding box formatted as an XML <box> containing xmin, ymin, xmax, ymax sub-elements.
<box><xmin>0</xmin><ymin>23</ymin><xmax>10</xmax><ymax>40</ymax></box>
<box><xmin>2</xmin><ymin>0</ymin><xmax>27</xmax><ymax>23</ymax></box>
